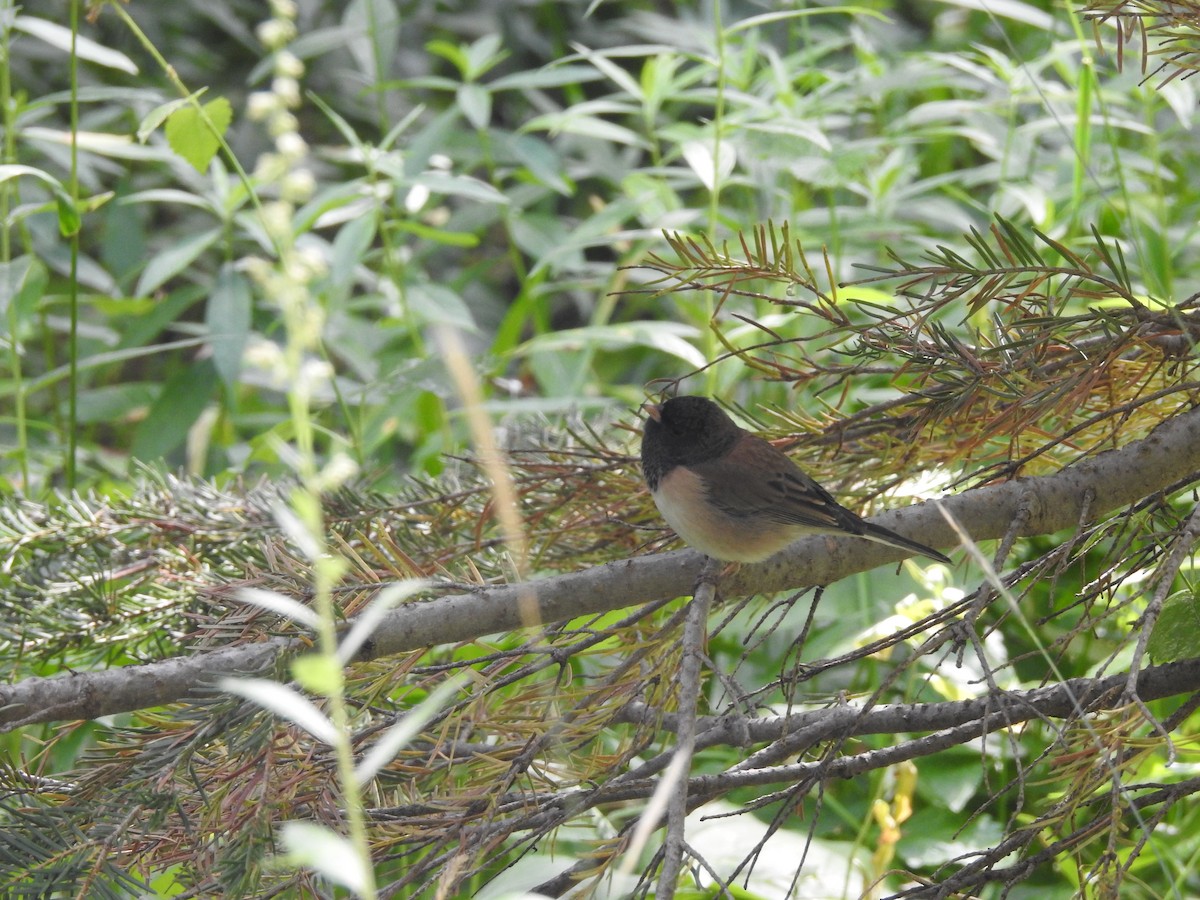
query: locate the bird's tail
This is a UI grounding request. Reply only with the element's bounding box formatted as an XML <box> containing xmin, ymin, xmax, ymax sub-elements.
<box><xmin>860</xmin><ymin>521</ymin><xmax>952</xmax><ymax>564</ymax></box>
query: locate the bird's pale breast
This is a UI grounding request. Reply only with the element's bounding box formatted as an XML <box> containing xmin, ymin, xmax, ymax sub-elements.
<box><xmin>651</xmin><ymin>465</ymin><xmax>799</xmax><ymax>563</ymax></box>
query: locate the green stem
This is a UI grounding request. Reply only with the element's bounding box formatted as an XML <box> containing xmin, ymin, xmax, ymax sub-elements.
<box><xmin>66</xmin><ymin>0</ymin><xmax>79</xmax><ymax>490</ymax></box>
<box><xmin>104</xmin><ymin>0</ymin><xmax>282</xmax><ymax>260</ymax></box>
<box><xmin>0</xmin><ymin>0</ymin><xmax>27</xmax><ymax>490</ymax></box>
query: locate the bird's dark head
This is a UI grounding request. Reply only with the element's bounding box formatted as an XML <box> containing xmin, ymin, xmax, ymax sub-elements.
<box><xmin>641</xmin><ymin>396</ymin><xmax>742</xmax><ymax>483</ymax></box>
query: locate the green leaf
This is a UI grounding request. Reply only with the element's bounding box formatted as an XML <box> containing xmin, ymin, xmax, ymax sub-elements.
<box><xmin>270</xmin><ymin>500</ymin><xmax>322</xmax><ymax>561</ymax></box>
<box><xmin>726</xmin><ymin>6</ymin><xmax>890</xmax><ymax>33</ymax></box>
<box><xmin>135</xmin><ymin>226</ymin><xmax>221</xmax><ymax>297</ymax></box>
<box><xmin>569</xmin><ymin>42</ymin><xmax>643</xmax><ymax>100</ymax></box>
<box><xmin>413</xmin><ymin>171</ymin><xmax>509</xmax><ymax>205</ymax></box>
<box><xmin>207</xmin><ymin>264</ymin><xmax>253</xmax><ymax>388</ymax></box>
<box><xmin>130</xmin><ymin>358</ymin><xmax>218</xmax><ymax>461</ymax></box>
<box><xmin>24</xmin><ymin>126</ymin><xmax>175</xmax><ymax>163</ymax></box>
<box><xmin>338</xmin><ymin>580</ymin><xmax>428</xmax><ymax>663</ymax></box>
<box><xmin>219</xmin><ymin>678</ymin><xmax>338</xmax><ymax>744</ymax></box>
<box><xmin>342</xmin><ymin>0</ymin><xmax>401</xmax><ymax>80</ymax></box>
<box><xmin>1148</xmin><ymin>592</ymin><xmax>1200</xmax><ymax>664</ymax></box>
<box><xmin>426</xmin><ymin>39</ymin><xmax>470</xmax><ymax>75</ymax></box>
<box><xmin>0</xmin><ymin>163</ymin><xmax>64</xmax><ymax>191</ymax></box>
<box><xmin>355</xmin><ymin>674</ymin><xmax>462</xmax><ymax>782</ymax></box>
<box><xmin>408</xmin><ymin>283</ymin><xmax>479</xmax><ymax>332</ymax></box>
<box><xmin>930</xmin><ymin>0</ymin><xmax>1060</xmax><ymax>29</ymax></box>
<box><xmin>0</xmin><ymin>257</ymin><xmax>48</xmax><ymax>339</ymax></box>
<box><xmin>137</xmin><ymin>94</ymin><xmax>197</xmax><ymax>144</ymax></box>
<box><xmin>329</xmin><ymin>214</ymin><xmax>378</xmax><ymax>295</ymax></box>
<box><xmin>898</xmin><ymin>805</ymin><xmax>1004</xmax><ymax>868</ymax></box>
<box><xmin>681</xmin><ymin>139</ymin><xmax>736</xmax><ymax>192</ymax></box>
<box><xmin>55</xmin><ymin>193</ymin><xmax>81</xmax><ymax>236</ymax></box>
<box><xmin>496</xmin><ymin>132</ymin><xmax>571</xmax><ymax>195</ymax></box>
<box><xmin>73</xmin><ymin>383</ymin><xmax>157</xmax><ymax>425</ymax></box>
<box><xmin>278</xmin><ymin>822</ymin><xmax>367</xmax><ymax>893</ymax></box>
<box><xmin>389</xmin><ymin>219</ymin><xmax>480</xmax><ymax>247</ymax></box>
<box><xmin>462</xmin><ymin>33</ymin><xmax>506</xmax><ymax>79</ymax></box>
<box><xmin>14</xmin><ymin>15</ymin><xmax>139</xmax><ymax>73</ymax></box>
<box><xmin>457</xmin><ymin>82</ymin><xmax>491</xmax><ymax>130</ymax></box>
<box><xmin>516</xmin><ymin>321</ymin><xmax>707</xmax><ymax>368</ymax></box>
<box><xmin>291</xmin><ymin>654</ymin><xmax>344</xmax><ymax>697</ymax></box>
<box><xmin>237</xmin><ymin>587</ymin><xmax>321</xmax><ymax>630</ymax></box>
<box><xmin>165</xmin><ymin>97</ymin><xmax>232</xmax><ymax>173</ymax></box>
<box><xmin>835</xmin><ymin>285</ymin><xmax>898</xmax><ymax>306</ymax></box>
<box><xmin>117</xmin><ymin>285</ymin><xmax>206</xmax><ymax>351</ymax></box>
<box><xmin>490</xmin><ymin>64</ymin><xmax>604</xmax><ymax>91</ymax></box>
<box><xmin>523</xmin><ymin>106</ymin><xmax>650</xmax><ymax>148</ymax></box>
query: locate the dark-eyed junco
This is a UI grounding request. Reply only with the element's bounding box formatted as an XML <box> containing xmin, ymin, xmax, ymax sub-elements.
<box><xmin>641</xmin><ymin>395</ymin><xmax>951</xmax><ymax>564</ymax></box>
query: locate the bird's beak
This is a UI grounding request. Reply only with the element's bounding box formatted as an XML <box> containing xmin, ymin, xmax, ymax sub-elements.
<box><xmin>642</xmin><ymin>402</ymin><xmax>662</xmax><ymax>422</ymax></box>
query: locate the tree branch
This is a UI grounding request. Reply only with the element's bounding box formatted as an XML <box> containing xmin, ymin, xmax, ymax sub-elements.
<box><xmin>3</xmin><ymin>405</ymin><xmax>1200</xmax><ymax>731</ymax></box>
<box><xmin>658</xmin><ymin>559</ymin><xmax>718</xmax><ymax>897</ymax></box>
<box><xmin>446</xmin><ymin>660</ymin><xmax>1200</xmax><ymax>898</ymax></box>
<box><xmin>617</xmin><ymin>657</ymin><xmax>1200</xmax><ymax>751</ymax></box>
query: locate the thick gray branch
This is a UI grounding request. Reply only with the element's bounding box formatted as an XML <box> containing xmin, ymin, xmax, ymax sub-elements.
<box><xmin>3</xmin><ymin>406</ymin><xmax>1200</xmax><ymax>731</ymax></box>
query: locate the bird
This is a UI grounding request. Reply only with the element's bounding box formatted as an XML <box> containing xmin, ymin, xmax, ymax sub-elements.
<box><xmin>640</xmin><ymin>395</ymin><xmax>951</xmax><ymax>565</ymax></box>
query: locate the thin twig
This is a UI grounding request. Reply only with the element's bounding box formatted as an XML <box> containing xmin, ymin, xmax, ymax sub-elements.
<box><xmin>657</xmin><ymin>557</ymin><xmax>720</xmax><ymax>897</ymax></box>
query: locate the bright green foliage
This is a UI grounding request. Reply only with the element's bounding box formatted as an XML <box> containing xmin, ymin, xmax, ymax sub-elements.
<box><xmin>1149</xmin><ymin>591</ymin><xmax>1200</xmax><ymax>663</ymax></box>
<box><xmin>3</xmin><ymin>0</ymin><xmax>1200</xmax><ymax>898</ymax></box>
<box><xmin>164</xmin><ymin>95</ymin><xmax>232</xmax><ymax>173</ymax></box>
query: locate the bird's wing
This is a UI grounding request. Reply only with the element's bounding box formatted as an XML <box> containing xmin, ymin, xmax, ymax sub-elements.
<box><xmin>690</xmin><ymin>436</ymin><xmax>867</xmax><ymax>535</ymax></box>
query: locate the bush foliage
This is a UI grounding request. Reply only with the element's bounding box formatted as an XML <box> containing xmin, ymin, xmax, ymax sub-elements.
<box><xmin>3</xmin><ymin>0</ymin><xmax>1200</xmax><ymax>897</ymax></box>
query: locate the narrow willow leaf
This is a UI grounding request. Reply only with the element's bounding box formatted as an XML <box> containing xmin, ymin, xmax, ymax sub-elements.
<box><xmin>355</xmin><ymin>675</ymin><xmax>464</xmax><ymax>783</ymax></box>
<box><xmin>237</xmin><ymin>587</ymin><xmax>321</xmax><ymax>630</ymax></box>
<box><xmin>220</xmin><ymin>678</ymin><xmax>338</xmax><ymax>745</ymax></box>
<box><xmin>278</xmin><ymin>822</ymin><xmax>367</xmax><ymax>894</ymax></box>
<box><xmin>338</xmin><ymin>580</ymin><xmax>428</xmax><ymax>663</ymax></box>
